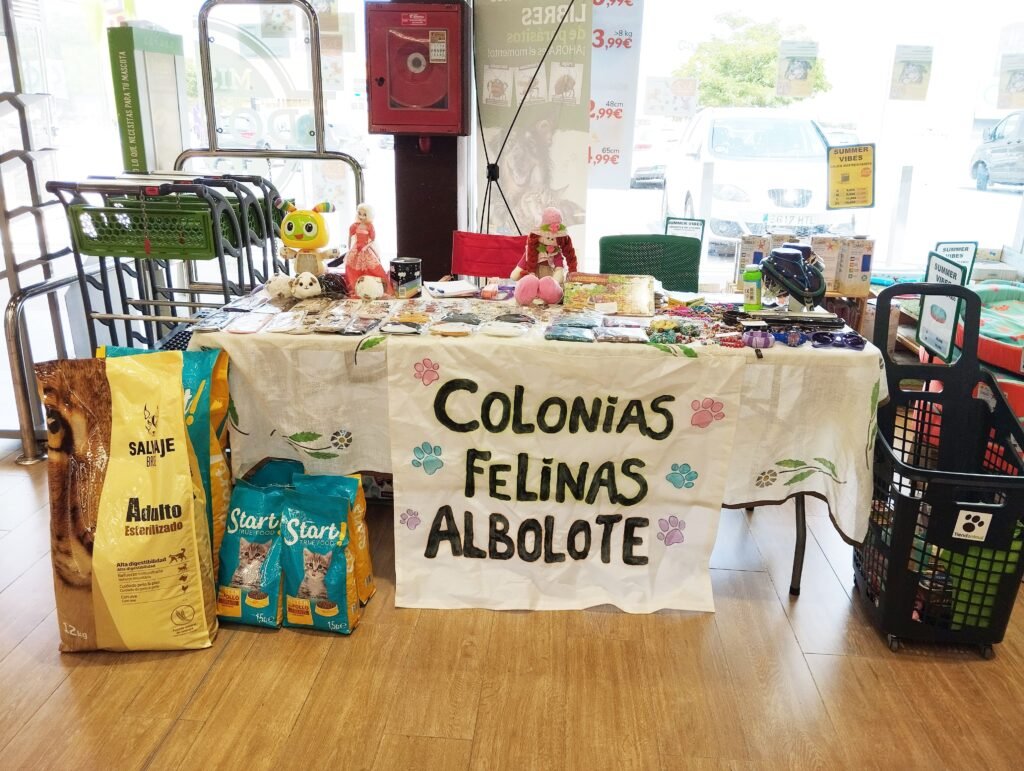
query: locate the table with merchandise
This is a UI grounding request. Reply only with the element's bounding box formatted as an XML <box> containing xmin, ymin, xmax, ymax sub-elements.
<box><xmin>191</xmin><ymin>289</ymin><xmax>887</xmax><ymax>613</ymax></box>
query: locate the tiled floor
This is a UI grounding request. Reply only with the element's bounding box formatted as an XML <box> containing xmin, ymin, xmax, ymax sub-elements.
<box><xmin>1</xmin><ymin>439</ymin><xmax>1023</xmax><ymax>769</ymax></box>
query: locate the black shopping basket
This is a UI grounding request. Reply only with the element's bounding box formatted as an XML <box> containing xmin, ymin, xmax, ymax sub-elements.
<box><xmin>855</xmin><ymin>283</ymin><xmax>1024</xmax><ymax>658</ymax></box>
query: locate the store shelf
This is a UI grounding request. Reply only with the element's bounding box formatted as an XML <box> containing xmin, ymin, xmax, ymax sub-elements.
<box><xmin>5</xmin><ymin>199</ymin><xmax>60</xmax><ymax>220</ymax></box>
<box><xmin>0</xmin><ymin>92</ymin><xmax>49</xmax><ymax>118</ymax></box>
<box><xmin>0</xmin><ymin>148</ymin><xmax>57</xmax><ymax>165</ymax></box>
<box><xmin>896</xmin><ymin>325</ymin><xmax>921</xmax><ymax>354</ymax></box>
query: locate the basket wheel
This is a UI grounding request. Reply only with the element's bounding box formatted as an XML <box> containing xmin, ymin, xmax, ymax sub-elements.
<box><xmin>887</xmin><ymin>634</ymin><xmax>901</xmax><ymax>653</ymax></box>
<box><xmin>979</xmin><ymin>644</ymin><xmax>995</xmax><ymax>660</ymax></box>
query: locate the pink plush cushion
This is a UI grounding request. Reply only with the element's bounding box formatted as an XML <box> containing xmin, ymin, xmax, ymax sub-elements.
<box><xmin>514</xmin><ymin>274</ymin><xmax>539</xmax><ymax>305</ymax></box>
<box><xmin>537</xmin><ymin>276</ymin><xmax>563</xmax><ymax>305</ymax></box>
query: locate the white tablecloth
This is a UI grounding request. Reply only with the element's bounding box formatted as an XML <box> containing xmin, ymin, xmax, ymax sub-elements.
<box><xmin>194</xmin><ymin>326</ymin><xmax>887</xmax><ymax>543</ymax></box>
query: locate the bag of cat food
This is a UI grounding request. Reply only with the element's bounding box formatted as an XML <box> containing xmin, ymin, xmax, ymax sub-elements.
<box><xmin>281</xmin><ymin>490</ymin><xmax>361</xmax><ymax>634</ymax></box>
<box><xmin>291</xmin><ymin>473</ymin><xmax>376</xmax><ymax>605</ymax></box>
<box><xmin>99</xmin><ymin>346</ymin><xmax>232</xmax><ymax>573</ymax></box>
<box><xmin>36</xmin><ymin>353</ymin><xmax>218</xmax><ymax>652</ymax></box>
<box><xmin>217</xmin><ymin>481</ymin><xmax>284</xmax><ymax>628</ymax></box>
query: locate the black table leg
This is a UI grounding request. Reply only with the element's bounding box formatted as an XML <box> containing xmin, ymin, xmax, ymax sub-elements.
<box><xmin>790</xmin><ymin>493</ymin><xmax>807</xmax><ymax>596</ymax></box>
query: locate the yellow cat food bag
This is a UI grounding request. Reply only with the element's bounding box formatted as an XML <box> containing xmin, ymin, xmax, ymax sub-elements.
<box><xmin>36</xmin><ymin>353</ymin><xmax>218</xmax><ymax>652</ymax></box>
<box><xmin>98</xmin><ymin>347</ymin><xmax>232</xmax><ymax>574</ymax></box>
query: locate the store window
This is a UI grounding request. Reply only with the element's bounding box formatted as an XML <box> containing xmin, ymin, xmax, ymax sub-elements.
<box><xmin>584</xmin><ymin>5</ymin><xmax>1024</xmax><ymax>289</ymax></box>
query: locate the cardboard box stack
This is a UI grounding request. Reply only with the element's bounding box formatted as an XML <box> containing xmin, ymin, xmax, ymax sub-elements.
<box><xmin>860</xmin><ymin>297</ymin><xmax>900</xmax><ymax>353</ymax></box>
<box><xmin>734</xmin><ymin>234</ymin><xmax>875</xmax><ymax>296</ymax></box>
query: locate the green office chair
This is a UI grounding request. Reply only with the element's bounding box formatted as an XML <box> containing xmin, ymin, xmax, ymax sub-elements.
<box><xmin>598</xmin><ymin>234</ymin><xmax>701</xmax><ymax>292</ymax></box>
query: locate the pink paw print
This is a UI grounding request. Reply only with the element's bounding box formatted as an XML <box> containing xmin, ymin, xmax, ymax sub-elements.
<box><xmin>690</xmin><ymin>398</ymin><xmax>725</xmax><ymax>428</ymax></box>
<box><xmin>657</xmin><ymin>516</ymin><xmax>685</xmax><ymax>546</ymax></box>
<box><xmin>399</xmin><ymin>509</ymin><xmax>421</xmax><ymax>530</ymax></box>
<box><xmin>413</xmin><ymin>358</ymin><xmax>440</xmax><ymax>386</ymax></box>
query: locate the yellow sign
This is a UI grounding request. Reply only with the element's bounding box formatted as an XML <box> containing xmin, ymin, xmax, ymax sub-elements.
<box><xmin>827</xmin><ymin>144</ymin><xmax>875</xmax><ymax>210</ymax></box>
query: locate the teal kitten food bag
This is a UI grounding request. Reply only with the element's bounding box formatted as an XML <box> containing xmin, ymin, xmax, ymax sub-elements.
<box><xmin>281</xmin><ymin>490</ymin><xmax>361</xmax><ymax>635</ymax></box>
<box><xmin>217</xmin><ymin>481</ymin><xmax>284</xmax><ymax>628</ymax></box>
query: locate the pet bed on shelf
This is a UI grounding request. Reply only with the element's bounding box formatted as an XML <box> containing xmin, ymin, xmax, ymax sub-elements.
<box><xmin>954</xmin><ymin>280</ymin><xmax>1024</xmax><ymax>376</ymax></box>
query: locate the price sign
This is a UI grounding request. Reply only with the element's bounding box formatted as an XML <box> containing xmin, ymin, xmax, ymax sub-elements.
<box><xmin>665</xmin><ymin>217</ymin><xmax>705</xmax><ymax>242</ymax></box>
<box><xmin>593</xmin><ymin>28</ymin><xmax>633</xmax><ymax>49</ymax></box>
<box><xmin>589</xmin><ymin>0</ymin><xmax>643</xmax><ymax>190</ymax></box>
<box><xmin>917</xmin><ymin>251</ymin><xmax>968</xmax><ymax>362</ymax></box>
<box><xmin>934</xmin><ymin>241</ymin><xmax>978</xmax><ymax>279</ymax></box>
<box><xmin>827</xmin><ymin>144</ymin><xmax>875</xmax><ymax>210</ymax></box>
<box><xmin>588</xmin><ymin>146</ymin><xmax>621</xmax><ymax>166</ymax></box>
<box><xmin>589</xmin><ymin>100</ymin><xmax>624</xmax><ymax>120</ymax></box>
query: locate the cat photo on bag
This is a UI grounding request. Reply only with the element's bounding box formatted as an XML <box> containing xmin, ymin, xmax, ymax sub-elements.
<box><xmin>298</xmin><ymin>548</ymin><xmax>332</xmax><ymax>600</ymax></box>
<box><xmin>230</xmin><ymin>538</ymin><xmax>272</xmax><ymax>591</ymax></box>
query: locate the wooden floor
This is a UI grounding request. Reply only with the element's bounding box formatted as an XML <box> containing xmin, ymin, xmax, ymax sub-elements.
<box><xmin>2</xmin><ymin>439</ymin><xmax>1023</xmax><ymax>770</ymax></box>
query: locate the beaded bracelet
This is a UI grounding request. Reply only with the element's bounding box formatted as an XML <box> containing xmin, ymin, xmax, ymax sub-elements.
<box><xmin>742</xmin><ymin>330</ymin><xmax>775</xmax><ymax>349</ymax></box>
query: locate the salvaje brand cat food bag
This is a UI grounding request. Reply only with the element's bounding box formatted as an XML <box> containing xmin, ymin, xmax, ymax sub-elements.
<box><xmin>36</xmin><ymin>353</ymin><xmax>218</xmax><ymax>652</ymax></box>
<box><xmin>281</xmin><ymin>490</ymin><xmax>361</xmax><ymax>635</ymax></box>
<box><xmin>217</xmin><ymin>481</ymin><xmax>284</xmax><ymax>628</ymax></box>
<box><xmin>99</xmin><ymin>346</ymin><xmax>232</xmax><ymax>573</ymax></box>
<box><xmin>291</xmin><ymin>473</ymin><xmax>376</xmax><ymax>605</ymax></box>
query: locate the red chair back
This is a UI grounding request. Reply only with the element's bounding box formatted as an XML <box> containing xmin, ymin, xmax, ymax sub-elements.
<box><xmin>451</xmin><ymin>231</ymin><xmax>527</xmax><ymax>278</ymax></box>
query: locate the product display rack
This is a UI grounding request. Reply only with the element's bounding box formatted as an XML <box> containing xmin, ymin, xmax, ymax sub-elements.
<box><xmin>1</xmin><ymin>0</ymin><xmax>76</xmax><ymax>464</ymax></box>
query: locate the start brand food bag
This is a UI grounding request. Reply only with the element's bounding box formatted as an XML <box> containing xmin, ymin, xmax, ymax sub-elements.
<box><xmin>217</xmin><ymin>481</ymin><xmax>284</xmax><ymax>628</ymax></box>
<box><xmin>99</xmin><ymin>346</ymin><xmax>232</xmax><ymax>572</ymax></box>
<box><xmin>291</xmin><ymin>473</ymin><xmax>376</xmax><ymax>604</ymax></box>
<box><xmin>36</xmin><ymin>353</ymin><xmax>218</xmax><ymax>652</ymax></box>
<box><xmin>281</xmin><ymin>490</ymin><xmax>361</xmax><ymax>634</ymax></box>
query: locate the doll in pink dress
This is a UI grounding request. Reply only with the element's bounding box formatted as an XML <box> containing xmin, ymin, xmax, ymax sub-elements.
<box><xmin>345</xmin><ymin>203</ymin><xmax>392</xmax><ymax>296</ymax></box>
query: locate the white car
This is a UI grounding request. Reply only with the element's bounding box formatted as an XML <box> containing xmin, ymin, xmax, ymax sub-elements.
<box><xmin>662</xmin><ymin>108</ymin><xmax>855</xmax><ymax>259</ymax></box>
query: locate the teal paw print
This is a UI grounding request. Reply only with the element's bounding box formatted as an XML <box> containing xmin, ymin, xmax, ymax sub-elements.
<box><xmin>666</xmin><ymin>463</ymin><xmax>699</xmax><ymax>489</ymax></box>
<box><xmin>412</xmin><ymin>442</ymin><xmax>444</xmax><ymax>475</ymax></box>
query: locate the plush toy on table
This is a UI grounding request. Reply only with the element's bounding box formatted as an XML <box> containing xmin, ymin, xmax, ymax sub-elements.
<box><xmin>275</xmin><ymin>198</ymin><xmax>340</xmax><ymax>276</ymax></box>
<box><xmin>511</xmin><ymin>207</ymin><xmax>577</xmax><ymax>305</ymax></box>
<box><xmin>346</xmin><ymin>203</ymin><xmax>392</xmax><ymax>298</ymax></box>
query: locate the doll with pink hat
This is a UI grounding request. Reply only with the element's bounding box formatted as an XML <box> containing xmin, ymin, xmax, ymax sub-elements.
<box><xmin>511</xmin><ymin>206</ymin><xmax>578</xmax><ymax>305</ymax></box>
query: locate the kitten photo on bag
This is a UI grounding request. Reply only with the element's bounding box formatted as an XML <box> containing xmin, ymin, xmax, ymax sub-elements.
<box><xmin>298</xmin><ymin>548</ymin><xmax>332</xmax><ymax>600</ymax></box>
<box><xmin>230</xmin><ymin>538</ymin><xmax>272</xmax><ymax>591</ymax></box>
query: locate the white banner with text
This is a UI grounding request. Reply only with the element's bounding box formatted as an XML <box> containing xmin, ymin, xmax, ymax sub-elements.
<box><xmin>386</xmin><ymin>337</ymin><xmax>746</xmax><ymax>612</ymax></box>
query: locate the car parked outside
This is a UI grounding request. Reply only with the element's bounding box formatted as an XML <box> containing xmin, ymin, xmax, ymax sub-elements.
<box><xmin>662</xmin><ymin>108</ymin><xmax>855</xmax><ymax>261</ymax></box>
<box><xmin>970</xmin><ymin>111</ymin><xmax>1024</xmax><ymax>191</ymax></box>
<box><xmin>630</xmin><ymin>123</ymin><xmax>678</xmax><ymax>189</ymax></box>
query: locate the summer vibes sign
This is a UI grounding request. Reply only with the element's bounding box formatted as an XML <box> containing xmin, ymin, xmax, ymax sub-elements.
<box><xmin>386</xmin><ymin>338</ymin><xmax>746</xmax><ymax>612</ymax></box>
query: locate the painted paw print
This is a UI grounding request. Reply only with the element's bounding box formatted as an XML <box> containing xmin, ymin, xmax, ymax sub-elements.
<box><xmin>414</xmin><ymin>358</ymin><xmax>440</xmax><ymax>386</ymax></box>
<box><xmin>666</xmin><ymin>463</ymin><xmax>699</xmax><ymax>489</ymax></box>
<box><xmin>657</xmin><ymin>516</ymin><xmax>685</xmax><ymax>546</ymax></box>
<box><xmin>961</xmin><ymin>513</ymin><xmax>984</xmax><ymax>533</ymax></box>
<box><xmin>690</xmin><ymin>398</ymin><xmax>725</xmax><ymax>429</ymax></box>
<box><xmin>399</xmin><ymin>509</ymin><xmax>421</xmax><ymax>530</ymax></box>
<box><xmin>412</xmin><ymin>442</ymin><xmax>444</xmax><ymax>475</ymax></box>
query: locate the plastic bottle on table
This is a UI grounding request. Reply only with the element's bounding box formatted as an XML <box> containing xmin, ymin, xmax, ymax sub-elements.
<box><xmin>743</xmin><ymin>264</ymin><xmax>762</xmax><ymax>312</ymax></box>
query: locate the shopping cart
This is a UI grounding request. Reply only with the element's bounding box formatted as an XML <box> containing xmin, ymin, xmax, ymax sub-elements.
<box><xmin>46</xmin><ymin>179</ymin><xmax>248</xmax><ymax>351</ymax></box>
<box><xmin>856</xmin><ymin>283</ymin><xmax>1024</xmax><ymax>658</ymax></box>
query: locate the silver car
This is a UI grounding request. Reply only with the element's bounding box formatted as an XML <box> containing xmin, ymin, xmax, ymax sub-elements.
<box><xmin>970</xmin><ymin>111</ymin><xmax>1024</xmax><ymax>191</ymax></box>
<box><xmin>662</xmin><ymin>108</ymin><xmax>855</xmax><ymax>259</ymax></box>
